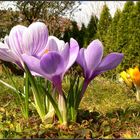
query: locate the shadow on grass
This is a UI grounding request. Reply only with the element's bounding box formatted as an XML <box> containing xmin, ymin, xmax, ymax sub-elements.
<box><xmin>76</xmin><ymin>106</ymin><xmax>140</xmax><ymax>138</ymax></box>
<box><xmin>0</xmin><ymin>103</ymin><xmax>140</xmax><ymax>139</ymax></box>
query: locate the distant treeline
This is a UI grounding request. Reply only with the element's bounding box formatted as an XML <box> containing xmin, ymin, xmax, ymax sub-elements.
<box><xmin>0</xmin><ymin>1</ymin><xmax>140</xmax><ymax>78</ymax></box>
<box><xmin>62</xmin><ymin>1</ymin><xmax>140</xmax><ymax>78</ymax></box>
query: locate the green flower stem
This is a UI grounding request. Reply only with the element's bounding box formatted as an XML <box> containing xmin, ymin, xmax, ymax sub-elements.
<box><xmin>29</xmin><ymin>77</ymin><xmax>46</xmax><ymax>122</ymax></box>
<box><xmin>67</xmin><ymin>76</ymin><xmax>84</xmax><ymax>122</ymax></box>
<box><xmin>45</xmin><ymin>94</ymin><xmax>49</xmax><ymax>112</ymax></box>
<box><xmin>58</xmin><ymin>93</ymin><xmax>67</xmax><ymax>125</ymax></box>
<box><xmin>45</xmin><ymin>80</ymin><xmax>51</xmax><ymax>112</ymax></box>
<box><xmin>45</xmin><ymin>88</ymin><xmax>56</xmax><ymax>122</ymax></box>
<box><xmin>76</xmin><ymin>79</ymin><xmax>89</xmax><ymax>109</ymax></box>
<box><xmin>43</xmin><ymin>86</ymin><xmax>63</xmax><ymax>124</ymax></box>
<box><xmin>70</xmin><ymin>107</ymin><xmax>77</xmax><ymax>122</ymax></box>
<box><xmin>24</xmin><ymin>72</ymin><xmax>29</xmax><ymax>119</ymax></box>
<box><xmin>2</xmin><ymin>65</ymin><xmax>24</xmax><ymax>108</ymax></box>
<box><xmin>0</xmin><ymin>79</ymin><xmax>35</xmax><ymax>107</ymax></box>
<box><xmin>24</xmin><ymin>63</ymin><xmax>46</xmax><ymax>122</ymax></box>
<box><xmin>56</xmin><ymin>83</ymin><xmax>67</xmax><ymax>125</ymax></box>
<box><xmin>42</xmin><ymin>80</ymin><xmax>63</xmax><ymax>123</ymax></box>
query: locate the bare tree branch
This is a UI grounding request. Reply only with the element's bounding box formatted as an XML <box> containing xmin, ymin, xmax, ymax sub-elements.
<box><xmin>15</xmin><ymin>1</ymin><xmax>81</xmax><ymax>37</ymax></box>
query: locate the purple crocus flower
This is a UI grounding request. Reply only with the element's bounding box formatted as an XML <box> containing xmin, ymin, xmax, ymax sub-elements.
<box><xmin>22</xmin><ymin>36</ymin><xmax>79</xmax><ymax>90</ymax></box>
<box><xmin>0</xmin><ymin>22</ymin><xmax>48</xmax><ymax>69</ymax></box>
<box><xmin>76</xmin><ymin>39</ymin><xmax>124</xmax><ymax>101</ymax></box>
<box><xmin>22</xmin><ymin>36</ymin><xmax>79</xmax><ymax>123</ymax></box>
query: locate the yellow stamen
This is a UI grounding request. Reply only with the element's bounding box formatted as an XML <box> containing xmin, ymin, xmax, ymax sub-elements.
<box><xmin>44</xmin><ymin>49</ymin><xmax>49</xmax><ymax>54</ymax></box>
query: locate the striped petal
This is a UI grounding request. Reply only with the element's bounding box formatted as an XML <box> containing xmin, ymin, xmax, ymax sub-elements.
<box><xmin>22</xmin><ymin>22</ymin><xmax>48</xmax><ymax>56</ymax></box>
<box><xmin>8</xmin><ymin>25</ymin><xmax>27</xmax><ymax>56</ymax></box>
<box><xmin>0</xmin><ymin>42</ymin><xmax>19</xmax><ymax>63</ymax></box>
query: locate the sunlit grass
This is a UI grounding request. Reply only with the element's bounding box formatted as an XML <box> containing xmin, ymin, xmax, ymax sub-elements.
<box><xmin>81</xmin><ymin>76</ymin><xmax>138</xmax><ymax>113</ymax></box>
<box><xmin>0</xmin><ymin>74</ymin><xmax>140</xmax><ymax>138</ymax></box>
<box><xmin>80</xmin><ymin>76</ymin><xmax>140</xmax><ymax>138</ymax></box>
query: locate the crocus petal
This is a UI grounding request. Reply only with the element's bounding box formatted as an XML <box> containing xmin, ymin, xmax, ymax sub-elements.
<box><xmin>65</xmin><ymin>38</ymin><xmax>79</xmax><ymax>71</ymax></box>
<box><xmin>76</xmin><ymin>48</ymin><xmax>87</xmax><ymax>77</ymax></box>
<box><xmin>58</xmin><ymin>40</ymin><xmax>65</xmax><ymax>52</ymax></box>
<box><xmin>60</xmin><ymin>43</ymin><xmax>70</xmax><ymax>70</ymax></box>
<box><xmin>40</xmin><ymin>52</ymin><xmax>65</xmax><ymax>76</ymax></box>
<box><xmin>8</xmin><ymin>25</ymin><xmax>27</xmax><ymax>56</ymax></box>
<box><xmin>97</xmin><ymin>53</ymin><xmax>124</xmax><ymax>71</ymax></box>
<box><xmin>47</xmin><ymin>36</ymin><xmax>65</xmax><ymax>52</ymax></box>
<box><xmin>4</xmin><ymin>36</ymin><xmax>10</xmax><ymax>49</ymax></box>
<box><xmin>38</xmin><ymin>36</ymin><xmax>62</xmax><ymax>57</ymax></box>
<box><xmin>90</xmin><ymin>53</ymin><xmax>124</xmax><ymax>80</ymax></box>
<box><xmin>0</xmin><ymin>42</ymin><xmax>18</xmax><ymax>63</ymax></box>
<box><xmin>46</xmin><ymin>36</ymin><xmax>59</xmax><ymax>51</ymax></box>
<box><xmin>22</xmin><ymin>22</ymin><xmax>48</xmax><ymax>56</ymax></box>
<box><xmin>22</xmin><ymin>54</ymin><xmax>47</xmax><ymax>77</ymax></box>
<box><xmin>85</xmin><ymin>39</ymin><xmax>103</xmax><ymax>74</ymax></box>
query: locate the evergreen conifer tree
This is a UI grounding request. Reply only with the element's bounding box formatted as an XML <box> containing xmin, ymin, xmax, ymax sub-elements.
<box><xmin>63</xmin><ymin>28</ymin><xmax>71</xmax><ymax>43</ymax></box>
<box><xmin>96</xmin><ymin>4</ymin><xmax>112</xmax><ymax>45</ymax></box>
<box><xmin>86</xmin><ymin>15</ymin><xmax>98</xmax><ymax>45</ymax></box>
<box><xmin>104</xmin><ymin>8</ymin><xmax>121</xmax><ymax>55</ymax></box>
<box><xmin>79</xmin><ymin>23</ymin><xmax>87</xmax><ymax>48</ymax></box>
<box><xmin>117</xmin><ymin>1</ymin><xmax>134</xmax><ymax>69</ymax></box>
<box><xmin>63</xmin><ymin>21</ymin><xmax>81</xmax><ymax>47</ymax></box>
<box><xmin>127</xmin><ymin>1</ymin><xmax>140</xmax><ymax>67</ymax></box>
<box><xmin>70</xmin><ymin>21</ymin><xmax>80</xmax><ymax>39</ymax></box>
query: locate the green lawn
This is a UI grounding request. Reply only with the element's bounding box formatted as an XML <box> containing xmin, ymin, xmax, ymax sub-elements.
<box><xmin>0</xmin><ymin>74</ymin><xmax>140</xmax><ymax>139</ymax></box>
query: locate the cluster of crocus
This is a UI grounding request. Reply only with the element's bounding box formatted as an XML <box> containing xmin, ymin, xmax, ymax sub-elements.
<box><xmin>0</xmin><ymin>22</ymin><xmax>124</xmax><ymax>125</ymax></box>
<box><xmin>119</xmin><ymin>66</ymin><xmax>140</xmax><ymax>101</ymax></box>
